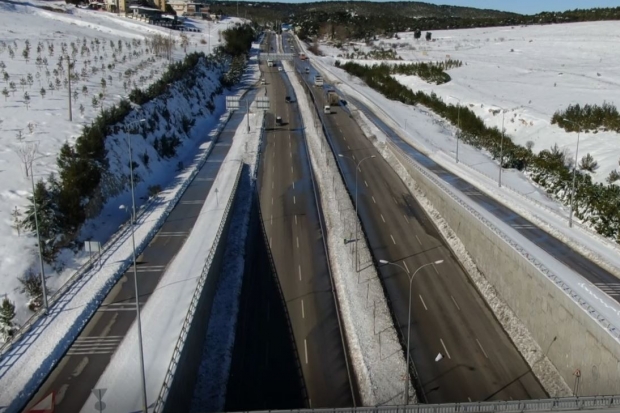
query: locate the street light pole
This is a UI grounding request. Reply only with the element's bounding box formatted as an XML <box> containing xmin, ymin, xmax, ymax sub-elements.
<box><xmin>498</xmin><ymin>108</ymin><xmax>505</xmax><ymax>188</ymax></box>
<box><xmin>124</xmin><ymin>119</ymin><xmax>148</xmax><ymax>413</ymax></box>
<box><xmin>562</xmin><ymin>118</ymin><xmax>582</xmax><ymax>228</ymax></box>
<box><xmin>30</xmin><ymin>168</ymin><xmax>49</xmax><ymax>314</ymax></box>
<box><xmin>379</xmin><ymin>259</ymin><xmax>444</xmax><ymax>404</ymax></box>
<box><xmin>339</xmin><ymin>153</ymin><xmax>376</xmax><ymax>272</ymax></box>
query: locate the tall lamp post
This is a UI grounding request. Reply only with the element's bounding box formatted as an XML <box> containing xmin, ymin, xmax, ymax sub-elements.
<box><xmin>562</xmin><ymin>118</ymin><xmax>582</xmax><ymax>228</ymax></box>
<box><xmin>379</xmin><ymin>258</ymin><xmax>444</xmax><ymax>404</ymax></box>
<box><xmin>121</xmin><ymin>117</ymin><xmax>147</xmax><ymax>413</ymax></box>
<box><xmin>498</xmin><ymin>107</ymin><xmax>506</xmax><ymax>187</ymax></box>
<box><xmin>338</xmin><ymin>153</ymin><xmax>376</xmax><ymax>272</ymax></box>
<box><xmin>447</xmin><ymin>96</ymin><xmax>461</xmax><ymax>163</ymax></box>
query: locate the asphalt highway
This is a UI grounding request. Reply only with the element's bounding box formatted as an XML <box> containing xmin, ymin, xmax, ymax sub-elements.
<box><xmin>255</xmin><ymin>33</ymin><xmax>356</xmax><ymax>408</ymax></box>
<box><xmin>283</xmin><ymin>33</ymin><xmax>547</xmax><ymax>403</ymax></box>
<box><xmin>23</xmin><ymin>90</ymin><xmax>258</xmax><ymax>413</ymax></box>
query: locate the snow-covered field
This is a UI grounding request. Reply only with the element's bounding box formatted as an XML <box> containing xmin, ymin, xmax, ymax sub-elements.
<box><xmin>0</xmin><ymin>0</ymin><xmax>240</xmax><ymax>326</ymax></box>
<box><xmin>321</xmin><ymin>21</ymin><xmax>620</xmax><ymax>186</ymax></box>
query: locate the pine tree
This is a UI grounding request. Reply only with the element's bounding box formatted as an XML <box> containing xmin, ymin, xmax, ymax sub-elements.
<box><xmin>40</xmin><ymin>87</ymin><xmax>46</xmax><ymax>98</ymax></box>
<box><xmin>18</xmin><ymin>271</ymin><xmax>43</xmax><ymax>311</ymax></box>
<box><xmin>2</xmin><ymin>87</ymin><xmax>8</xmax><ymax>101</ymax></box>
<box><xmin>0</xmin><ymin>297</ymin><xmax>17</xmax><ymax>342</ymax></box>
<box><xmin>22</xmin><ymin>178</ymin><xmax>60</xmax><ymax>262</ymax></box>
<box><xmin>11</xmin><ymin>206</ymin><xmax>22</xmax><ymax>236</ymax></box>
<box><xmin>23</xmin><ymin>91</ymin><xmax>30</xmax><ymax>109</ymax></box>
<box><xmin>580</xmin><ymin>153</ymin><xmax>599</xmax><ymax>172</ymax></box>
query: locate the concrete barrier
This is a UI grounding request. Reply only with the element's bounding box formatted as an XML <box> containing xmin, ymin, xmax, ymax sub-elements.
<box><xmin>389</xmin><ymin>142</ymin><xmax>620</xmax><ymax>395</ymax></box>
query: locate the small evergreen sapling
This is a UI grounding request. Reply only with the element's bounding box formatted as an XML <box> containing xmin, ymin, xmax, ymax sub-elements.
<box><xmin>0</xmin><ymin>297</ymin><xmax>17</xmax><ymax>342</ymax></box>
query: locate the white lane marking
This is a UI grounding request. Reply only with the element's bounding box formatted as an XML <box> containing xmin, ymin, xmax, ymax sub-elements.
<box><xmin>271</xmin><ymin>197</ymin><xmax>273</xmax><ymax>205</ymax></box>
<box><xmin>476</xmin><ymin>339</ymin><xmax>489</xmax><ymax>359</ymax></box>
<box><xmin>380</xmin><ymin>214</ymin><xmax>385</xmax><ymax>223</ymax></box>
<box><xmin>419</xmin><ymin>295</ymin><xmax>428</xmax><ymax>311</ymax></box>
<box><xmin>297</xmin><ymin>237</ymin><xmax>299</xmax><ymax>249</ymax></box>
<box><xmin>292</xmin><ymin>182</ymin><xmax>295</xmax><ymax>189</ymax></box>
<box><xmin>290</xmin><ymin>151</ymin><xmax>292</xmax><ymax>158</ymax></box>
<box><xmin>451</xmin><ymin>295</ymin><xmax>461</xmax><ymax>311</ymax></box>
<box><xmin>272</xmin><ymin>182</ymin><xmax>274</xmax><ymax>189</ymax></box>
<box><xmin>269</xmin><ymin>237</ymin><xmax>272</xmax><ymax>248</ymax></box>
<box><xmin>304</xmin><ymin>339</ymin><xmax>309</xmax><ymax>364</ymax></box>
<box><xmin>298</xmin><ymin>265</ymin><xmax>302</xmax><ymax>280</ymax></box>
<box><xmin>440</xmin><ymin>338</ymin><xmax>451</xmax><ymax>359</ymax></box>
<box><xmin>339</xmin><ymin>128</ymin><xmax>343</xmax><ymax>133</ymax></box>
<box><xmin>415</xmin><ymin>235</ymin><xmax>422</xmax><ymax>245</ymax></box>
<box><xmin>364</xmin><ymin>180</ymin><xmax>368</xmax><ymax>187</ymax></box>
<box><xmin>468</xmin><ymin>397</ymin><xmax>472</xmax><ymax>402</ymax></box>
<box><xmin>343</xmin><ymin>136</ymin><xmax>347</xmax><ymax>141</ymax></box>
<box><xmin>393</xmin><ymin>197</ymin><xmax>398</xmax><ymax>204</ymax></box>
<box><xmin>295</xmin><ymin>215</ymin><xmax>298</xmax><ymax>225</ymax></box>
<box><xmin>403</xmin><ymin>214</ymin><xmax>410</xmax><ymax>223</ymax></box>
<box><xmin>352</xmin><ymin>155</ymin><xmax>356</xmax><ymax>160</ymax></box>
<box><xmin>347</xmin><ymin>145</ymin><xmax>350</xmax><ymax>150</ymax></box>
<box><xmin>294</xmin><ymin>195</ymin><xmax>296</xmax><ymax>204</ymax></box>
<box><xmin>291</xmin><ymin>166</ymin><xmax>294</xmax><ymax>174</ymax></box>
<box><xmin>432</xmin><ymin>263</ymin><xmax>439</xmax><ymax>274</ymax></box>
<box><xmin>372</xmin><ymin>196</ymin><xmax>377</xmax><ymax>204</ymax></box>
<box><xmin>270</xmin><ymin>215</ymin><xmax>273</xmax><ymax>225</ymax></box>
<box><xmin>403</xmin><ymin>261</ymin><xmax>410</xmax><ymax>273</ymax></box>
<box><xmin>301</xmin><ymin>299</ymin><xmax>305</xmax><ymax>319</ymax></box>
<box><xmin>390</xmin><ymin>234</ymin><xmax>396</xmax><ymax>245</ymax></box>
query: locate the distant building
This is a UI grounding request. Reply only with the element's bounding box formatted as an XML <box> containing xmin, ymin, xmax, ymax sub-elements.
<box><xmin>168</xmin><ymin>0</ymin><xmax>209</xmax><ymax>16</ymax></box>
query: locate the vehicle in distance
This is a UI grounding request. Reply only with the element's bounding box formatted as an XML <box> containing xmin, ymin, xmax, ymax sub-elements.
<box><xmin>261</xmin><ymin>78</ymin><xmax>266</xmax><ymax>85</ymax></box>
<box><xmin>285</xmin><ymin>96</ymin><xmax>292</xmax><ymax>103</ymax></box>
<box><xmin>267</xmin><ymin>59</ymin><xmax>274</xmax><ymax>67</ymax></box>
<box><xmin>299</xmin><ymin>53</ymin><xmax>308</xmax><ymax>60</ymax></box>
<box><xmin>276</xmin><ymin>116</ymin><xmax>283</xmax><ymax>125</ymax></box>
<box><xmin>326</xmin><ymin>89</ymin><xmax>339</xmax><ymax>105</ymax></box>
<box><xmin>278</xmin><ymin>66</ymin><xmax>283</xmax><ymax>72</ymax></box>
<box><xmin>305</xmin><ymin>67</ymin><xmax>310</xmax><ymax>74</ymax></box>
<box><xmin>324</xmin><ymin>105</ymin><xmax>331</xmax><ymax>114</ymax></box>
<box><xmin>314</xmin><ymin>75</ymin><xmax>324</xmax><ymax>87</ymax></box>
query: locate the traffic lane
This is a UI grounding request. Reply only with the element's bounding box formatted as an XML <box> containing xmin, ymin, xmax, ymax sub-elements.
<box><xmin>258</xmin><ymin>105</ymin><xmax>353</xmax><ymax>405</ymax></box>
<box><xmin>310</xmin><ymin>80</ymin><xmax>546</xmax><ymax>400</ymax></box>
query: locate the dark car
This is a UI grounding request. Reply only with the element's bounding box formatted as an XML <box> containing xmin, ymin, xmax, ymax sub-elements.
<box><xmin>285</xmin><ymin>96</ymin><xmax>292</xmax><ymax>103</ymax></box>
<box><xmin>276</xmin><ymin>116</ymin><xmax>283</xmax><ymax>125</ymax></box>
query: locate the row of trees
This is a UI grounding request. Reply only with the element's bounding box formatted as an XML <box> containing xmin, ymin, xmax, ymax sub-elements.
<box><xmin>338</xmin><ymin>61</ymin><xmax>620</xmax><ymax>242</ymax></box>
<box><xmin>19</xmin><ymin>26</ymin><xmax>257</xmax><ymax>265</ymax></box>
<box><xmin>551</xmin><ymin>102</ymin><xmax>620</xmax><ymax>133</ymax></box>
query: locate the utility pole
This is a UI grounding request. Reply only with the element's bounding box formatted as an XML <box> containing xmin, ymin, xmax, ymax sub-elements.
<box><xmin>66</xmin><ymin>56</ymin><xmax>72</xmax><ymax>121</ymax></box>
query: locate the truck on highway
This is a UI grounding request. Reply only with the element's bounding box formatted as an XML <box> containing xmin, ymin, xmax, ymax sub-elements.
<box><xmin>326</xmin><ymin>89</ymin><xmax>339</xmax><ymax>105</ymax></box>
<box><xmin>314</xmin><ymin>75</ymin><xmax>323</xmax><ymax>87</ymax></box>
<box><xmin>267</xmin><ymin>59</ymin><xmax>274</xmax><ymax>67</ymax></box>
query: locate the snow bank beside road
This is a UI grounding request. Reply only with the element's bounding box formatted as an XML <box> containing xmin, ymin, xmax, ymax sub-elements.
<box><xmin>284</xmin><ymin>60</ymin><xmax>412</xmax><ymax>405</ymax></box>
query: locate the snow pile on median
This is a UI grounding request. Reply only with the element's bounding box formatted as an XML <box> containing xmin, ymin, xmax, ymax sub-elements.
<box><xmin>190</xmin><ymin>103</ymin><xmax>264</xmax><ymax>413</ymax></box>
<box><xmin>283</xmin><ymin>60</ymin><xmax>412</xmax><ymax>405</ymax></box>
<box><xmin>352</xmin><ymin>106</ymin><xmax>571</xmax><ymax>397</ymax></box>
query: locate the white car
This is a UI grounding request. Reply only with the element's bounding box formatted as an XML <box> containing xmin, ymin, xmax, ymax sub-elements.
<box><xmin>278</xmin><ymin>67</ymin><xmax>283</xmax><ymax>72</ymax></box>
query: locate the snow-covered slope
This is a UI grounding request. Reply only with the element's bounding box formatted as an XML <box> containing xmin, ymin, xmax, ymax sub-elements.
<box><xmin>0</xmin><ymin>1</ymin><xmax>239</xmax><ymax>327</ymax></box>
<box><xmin>326</xmin><ymin>21</ymin><xmax>620</xmax><ymax>185</ymax></box>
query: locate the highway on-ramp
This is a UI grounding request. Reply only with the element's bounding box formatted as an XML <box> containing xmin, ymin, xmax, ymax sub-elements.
<box><xmin>255</xmin><ymin>33</ymin><xmax>356</xmax><ymax>408</ymax></box>
<box><xmin>284</xmin><ymin>32</ymin><xmax>547</xmax><ymax>403</ymax></box>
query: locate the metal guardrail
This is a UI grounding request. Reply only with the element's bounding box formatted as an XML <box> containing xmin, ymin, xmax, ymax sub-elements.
<box><xmin>0</xmin><ymin>109</ymin><xmax>233</xmax><ymax>361</ymax></box>
<box><xmin>153</xmin><ymin>163</ymin><xmax>243</xmax><ymax>413</ymax></box>
<box><xmin>387</xmin><ymin>139</ymin><xmax>620</xmax><ymax>344</ymax></box>
<box><xmin>253</xmin><ymin>113</ymin><xmax>310</xmax><ymax>406</ymax></box>
<box><xmin>230</xmin><ymin>395</ymin><xmax>620</xmax><ymax>413</ymax></box>
<box><xmin>283</xmin><ymin>62</ymin><xmax>357</xmax><ymax>406</ymax></box>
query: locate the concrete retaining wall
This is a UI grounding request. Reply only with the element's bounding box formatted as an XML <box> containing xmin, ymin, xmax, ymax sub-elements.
<box><xmin>162</xmin><ymin>166</ymin><xmax>244</xmax><ymax>413</ymax></box>
<box><xmin>389</xmin><ymin>145</ymin><xmax>620</xmax><ymax>395</ymax></box>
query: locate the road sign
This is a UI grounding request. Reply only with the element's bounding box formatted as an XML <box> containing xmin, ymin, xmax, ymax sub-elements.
<box><xmin>258</xmin><ymin>53</ymin><xmax>295</xmax><ymax>61</ymax></box>
<box><xmin>256</xmin><ymin>96</ymin><xmax>270</xmax><ymax>110</ymax></box>
<box><xmin>226</xmin><ymin>96</ymin><xmax>240</xmax><ymax>110</ymax></box>
<box><xmin>28</xmin><ymin>392</ymin><xmax>55</xmax><ymax>413</ymax></box>
<box><xmin>92</xmin><ymin>388</ymin><xmax>107</xmax><ymax>413</ymax></box>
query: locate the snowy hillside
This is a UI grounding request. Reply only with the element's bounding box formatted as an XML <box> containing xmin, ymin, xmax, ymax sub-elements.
<box><xmin>324</xmin><ymin>21</ymin><xmax>620</xmax><ymax>185</ymax></box>
<box><xmin>0</xmin><ymin>0</ymin><xmax>239</xmax><ymax>327</ymax></box>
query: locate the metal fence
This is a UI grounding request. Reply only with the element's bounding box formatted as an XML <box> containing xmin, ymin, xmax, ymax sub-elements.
<box><xmin>231</xmin><ymin>395</ymin><xmax>620</xmax><ymax>413</ymax></box>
